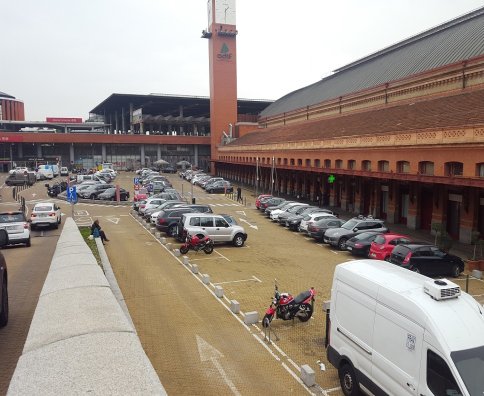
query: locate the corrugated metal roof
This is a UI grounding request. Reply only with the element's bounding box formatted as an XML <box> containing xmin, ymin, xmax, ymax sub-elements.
<box><xmin>261</xmin><ymin>7</ymin><xmax>484</xmax><ymax>118</ymax></box>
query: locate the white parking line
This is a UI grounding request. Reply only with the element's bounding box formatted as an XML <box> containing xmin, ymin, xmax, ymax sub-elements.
<box><xmin>215</xmin><ymin>250</ymin><xmax>230</xmax><ymax>262</ymax></box>
<box><xmin>330</xmin><ymin>250</ymin><xmax>339</xmax><ymax>255</ymax></box>
<box><xmin>191</xmin><ymin>256</ymin><xmax>227</xmax><ymax>262</ymax></box>
<box><xmin>214</xmin><ymin>276</ymin><xmax>261</xmax><ymax>285</ymax></box>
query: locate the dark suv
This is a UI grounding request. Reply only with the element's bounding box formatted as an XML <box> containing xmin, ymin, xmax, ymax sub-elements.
<box><xmin>323</xmin><ymin>216</ymin><xmax>388</xmax><ymax>250</ymax></box>
<box><xmin>0</xmin><ymin>229</ymin><xmax>9</xmax><ymax>327</ymax></box>
<box><xmin>156</xmin><ymin>208</ymin><xmax>196</xmax><ymax>236</ymax></box>
<box><xmin>389</xmin><ymin>243</ymin><xmax>464</xmax><ymax>277</ymax></box>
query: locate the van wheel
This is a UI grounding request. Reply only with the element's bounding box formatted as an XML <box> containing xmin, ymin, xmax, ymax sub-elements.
<box><xmin>451</xmin><ymin>264</ymin><xmax>461</xmax><ymax>278</ymax></box>
<box><xmin>26</xmin><ymin>237</ymin><xmax>31</xmax><ymax>247</ymax></box>
<box><xmin>339</xmin><ymin>363</ymin><xmax>360</xmax><ymax>396</ymax></box>
<box><xmin>233</xmin><ymin>233</ymin><xmax>245</xmax><ymax>247</ymax></box>
<box><xmin>338</xmin><ymin>237</ymin><xmax>348</xmax><ymax>250</ymax></box>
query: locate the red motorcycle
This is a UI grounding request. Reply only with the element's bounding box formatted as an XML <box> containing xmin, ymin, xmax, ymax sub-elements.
<box><xmin>179</xmin><ymin>233</ymin><xmax>214</xmax><ymax>255</ymax></box>
<box><xmin>262</xmin><ymin>280</ymin><xmax>316</xmax><ymax>327</ymax></box>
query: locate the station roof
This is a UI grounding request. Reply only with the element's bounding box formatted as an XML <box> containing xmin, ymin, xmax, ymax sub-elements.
<box><xmin>90</xmin><ymin>93</ymin><xmax>273</xmax><ymax>118</ymax></box>
<box><xmin>261</xmin><ymin>6</ymin><xmax>484</xmax><ymax>118</ymax></box>
<box><xmin>0</xmin><ymin>91</ymin><xmax>15</xmax><ymax>100</ymax></box>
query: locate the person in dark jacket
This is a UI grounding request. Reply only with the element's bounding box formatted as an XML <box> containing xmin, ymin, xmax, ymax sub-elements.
<box><xmin>236</xmin><ymin>186</ymin><xmax>242</xmax><ymax>203</ymax></box>
<box><xmin>91</xmin><ymin>219</ymin><xmax>109</xmax><ymax>244</ymax></box>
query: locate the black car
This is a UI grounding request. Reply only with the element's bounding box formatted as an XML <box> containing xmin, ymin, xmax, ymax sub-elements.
<box><xmin>259</xmin><ymin>197</ymin><xmax>286</xmax><ymax>212</ymax></box>
<box><xmin>307</xmin><ymin>218</ymin><xmax>345</xmax><ymax>242</ymax></box>
<box><xmin>345</xmin><ymin>231</ymin><xmax>382</xmax><ymax>257</ymax></box>
<box><xmin>389</xmin><ymin>243</ymin><xmax>465</xmax><ymax>277</ymax></box>
<box><xmin>97</xmin><ymin>187</ymin><xmax>130</xmax><ymax>201</ymax></box>
<box><xmin>156</xmin><ymin>208</ymin><xmax>197</xmax><ymax>236</ymax></box>
<box><xmin>277</xmin><ymin>205</ymin><xmax>312</xmax><ymax>226</ymax></box>
<box><xmin>78</xmin><ymin>184</ymin><xmax>115</xmax><ymax>199</ymax></box>
<box><xmin>162</xmin><ymin>165</ymin><xmax>177</xmax><ymax>173</ymax></box>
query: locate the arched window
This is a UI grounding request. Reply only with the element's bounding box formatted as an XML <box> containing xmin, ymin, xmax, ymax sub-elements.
<box><xmin>314</xmin><ymin>159</ymin><xmax>321</xmax><ymax>168</ymax></box>
<box><xmin>444</xmin><ymin>162</ymin><xmax>463</xmax><ymax>176</ymax></box>
<box><xmin>290</xmin><ymin>159</ymin><xmax>295</xmax><ymax>166</ymax></box>
<box><xmin>477</xmin><ymin>163</ymin><xmax>484</xmax><ymax>177</ymax></box>
<box><xmin>284</xmin><ymin>158</ymin><xmax>288</xmax><ymax>165</ymax></box>
<box><xmin>297</xmin><ymin>159</ymin><xmax>303</xmax><ymax>166</ymax></box>
<box><xmin>419</xmin><ymin>161</ymin><xmax>434</xmax><ymax>176</ymax></box>
<box><xmin>324</xmin><ymin>159</ymin><xmax>331</xmax><ymax>169</ymax></box>
<box><xmin>397</xmin><ymin>161</ymin><xmax>410</xmax><ymax>173</ymax></box>
<box><xmin>378</xmin><ymin>160</ymin><xmax>390</xmax><ymax>172</ymax></box>
<box><xmin>335</xmin><ymin>159</ymin><xmax>343</xmax><ymax>169</ymax></box>
<box><xmin>362</xmin><ymin>160</ymin><xmax>371</xmax><ymax>171</ymax></box>
<box><xmin>348</xmin><ymin>160</ymin><xmax>356</xmax><ymax>170</ymax></box>
<box><xmin>305</xmin><ymin>159</ymin><xmax>311</xmax><ymax>167</ymax></box>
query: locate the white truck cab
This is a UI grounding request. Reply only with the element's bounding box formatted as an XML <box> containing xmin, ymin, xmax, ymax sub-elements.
<box><xmin>327</xmin><ymin>259</ymin><xmax>484</xmax><ymax>396</ymax></box>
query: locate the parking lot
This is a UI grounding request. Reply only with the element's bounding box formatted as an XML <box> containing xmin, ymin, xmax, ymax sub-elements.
<box><xmin>92</xmin><ymin>171</ymin><xmax>484</xmax><ymax>394</ymax></box>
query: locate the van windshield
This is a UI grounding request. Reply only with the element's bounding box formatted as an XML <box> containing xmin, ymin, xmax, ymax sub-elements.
<box><xmin>451</xmin><ymin>345</ymin><xmax>484</xmax><ymax>395</ymax></box>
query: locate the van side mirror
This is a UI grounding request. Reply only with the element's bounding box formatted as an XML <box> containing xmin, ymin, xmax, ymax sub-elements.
<box><xmin>0</xmin><ymin>229</ymin><xmax>8</xmax><ymax>247</ymax></box>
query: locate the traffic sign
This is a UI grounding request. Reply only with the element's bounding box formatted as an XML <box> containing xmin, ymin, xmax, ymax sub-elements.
<box><xmin>67</xmin><ymin>186</ymin><xmax>77</xmax><ymax>203</ymax></box>
<box><xmin>133</xmin><ymin>177</ymin><xmax>140</xmax><ymax>185</ymax></box>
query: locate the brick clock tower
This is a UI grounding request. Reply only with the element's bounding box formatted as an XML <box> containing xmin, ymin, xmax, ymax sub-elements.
<box><xmin>202</xmin><ymin>0</ymin><xmax>238</xmax><ymax>173</ymax></box>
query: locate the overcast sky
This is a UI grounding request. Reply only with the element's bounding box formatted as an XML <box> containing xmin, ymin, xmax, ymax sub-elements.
<box><xmin>2</xmin><ymin>0</ymin><xmax>483</xmax><ymax>121</ymax></box>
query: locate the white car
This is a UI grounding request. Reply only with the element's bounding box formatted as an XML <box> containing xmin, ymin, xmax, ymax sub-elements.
<box><xmin>0</xmin><ymin>211</ymin><xmax>31</xmax><ymax>247</ymax></box>
<box><xmin>298</xmin><ymin>212</ymin><xmax>335</xmax><ymax>232</ymax></box>
<box><xmin>30</xmin><ymin>202</ymin><xmax>62</xmax><ymax>229</ymax></box>
<box><xmin>139</xmin><ymin>198</ymin><xmax>166</xmax><ymax>215</ymax></box>
<box><xmin>9</xmin><ymin>166</ymin><xmax>29</xmax><ymax>175</ymax></box>
<box><xmin>60</xmin><ymin>167</ymin><xmax>69</xmax><ymax>176</ymax></box>
<box><xmin>270</xmin><ymin>202</ymin><xmax>306</xmax><ymax>221</ymax></box>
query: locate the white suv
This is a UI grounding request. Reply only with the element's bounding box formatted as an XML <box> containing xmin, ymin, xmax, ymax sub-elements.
<box><xmin>180</xmin><ymin>213</ymin><xmax>247</xmax><ymax>247</ymax></box>
<box><xmin>0</xmin><ymin>211</ymin><xmax>31</xmax><ymax>247</ymax></box>
<box><xmin>30</xmin><ymin>202</ymin><xmax>62</xmax><ymax>229</ymax></box>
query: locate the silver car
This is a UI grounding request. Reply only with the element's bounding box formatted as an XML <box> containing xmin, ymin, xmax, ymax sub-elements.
<box><xmin>0</xmin><ymin>211</ymin><xmax>31</xmax><ymax>247</ymax></box>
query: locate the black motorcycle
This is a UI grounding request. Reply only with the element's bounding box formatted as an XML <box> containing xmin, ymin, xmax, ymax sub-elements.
<box><xmin>46</xmin><ymin>181</ymin><xmax>68</xmax><ymax>198</ymax></box>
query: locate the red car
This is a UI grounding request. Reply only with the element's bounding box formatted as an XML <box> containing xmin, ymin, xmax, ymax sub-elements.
<box><xmin>368</xmin><ymin>233</ymin><xmax>412</xmax><ymax>261</ymax></box>
<box><xmin>255</xmin><ymin>194</ymin><xmax>272</xmax><ymax>209</ymax></box>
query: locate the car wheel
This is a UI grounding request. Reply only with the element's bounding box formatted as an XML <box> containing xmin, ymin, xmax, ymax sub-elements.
<box><xmin>233</xmin><ymin>233</ymin><xmax>245</xmax><ymax>247</ymax></box>
<box><xmin>58</xmin><ymin>216</ymin><xmax>61</xmax><ymax>224</ymax></box>
<box><xmin>338</xmin><ymin>237</ymin><xmax>348</xmax><ymax>250</ymax></box>
<box><xmin>90</xmin><ymin>194</ymin><xmax>96</xmax><ymax>200</ymax></box>
<box><xmin>26</xmin><ymin>237</ymin><xmax>31</xmax><ymax>247</ymax></box>
<box><xmin>451</xmin><ymin>264</ymin><xmax>461</xmax><ymax>278</ymax></box>
<box><xmin>0</xmin><ymin>276</ymin><xmax>8</xmax><ymax>327</ymax></box>
<box><xmin>339</xmin><ymin>363</ymin><xmax>360</xmax><ymax>396</ymax></box>
<box><xmin>168</xmin><ymin>224</ymin><xmax>177</xmax><ymax>237</ymax></box>
<box><xmin>54</xmin><ymin>221</ymin><xmax>59</xmax><ymax>229</ymax></box>
<box><xmin>365</xmin><ymin>247</ymin><xmax>371</xmax><ymax>257</ymax></box>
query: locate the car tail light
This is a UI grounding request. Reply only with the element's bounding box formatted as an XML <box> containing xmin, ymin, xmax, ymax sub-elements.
<box><xmin>23</xmin><ymin>222</ymin><xmax>29</xmax><ymax>229</ymax></box>
<box><xmin>31</xmin><ymin>213</ymin><xmax>37</xmax><ymax>217</ymax></box>
<box><xmin>49</xmin><ymin>212</ymin><xmax>56</xmax><ymax>217</ymax></box>
<box><xmin>158</xmin><ymin>218</ymin><xmax>166</xmax><ymax>225</ymax></box>
<box><xmin>402</xmin><ymin>252</ymin><xmax>412</xmax><ymax>264</ymax></box>
<box><xmin>354</xmin><ymin>243</ymin><xmax>363</xmax><ymax>248</ymax></box>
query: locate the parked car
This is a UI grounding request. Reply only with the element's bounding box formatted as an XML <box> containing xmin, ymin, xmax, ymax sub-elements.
<box><xmin>345</xmin><ymin>231</ymin><xmax>383</xmax><ymax>257</ymax></box>
<box><xmin>9</xmin><ymin>166</ymin><xmax>29</xmax><ymax>175</ymax></box>
<box><xmin>139</xmin><ymin>198</ymin><xmax>168</xmax><ymax>215</ymax></box>
<box><xmin>180</xmin><ymin>213</ymin><xmax>248</xmax><ymax>247</ymax></box>
<box><xmin>297</xmin><ymin>211</ymin><xmax>335</xmax><ymax>232</ymax></box>
<box><xmin>368</xmin><ymin>233</ymin><xmax>412</xmax><ymax>261</ymax></box>
<box><xmin>259</xmin><ymin>197</ymin><xmax>285</xmax><ymax>212</ymax></box>
<box><xmin>307</xmin><ymin>218</ymin><xmax>345</xmax><ymax>242</ymax></box>
<box><xmin>206</xmin><ymin>180</ymin><xmax>233</xmax><ymax>194</ymax></box>
<box><xmin>30</xmin><ymin>202</ymin><xmax>62</xmax><ymax>229</ymax></box>
<box><xmin>389</xmin><ymin>243</ymin><xmax>465</xmax><ymax>277</ymax></box>
<box><xmin>97</xmin><ymin>187</ymin><xmax>130</xmax><ymax>201</ymax></box>
<box><xmin>0</xmin><ymin>229</ymin><xmax>9</xmax><ymax>327</ymax></box>
<box><xmin>255</xmin><ymin>194</ymin><xmax>272</xmax><ymax>210</ymax></box>
<box><xmin>78</xmin><ymin>184</ymin><xmax>115</xmax><ymax>199</ymax></box>
<box><xmin>149</xmin><ymin>201</ymin><xmax>187</xmax><ymax>224</ymax></box>
<box><xmin>270</xmin><ymin>203</ymin><xmax>308</xmax><ymax>221</ymax></box>
<box><xmin>323</xmin><ymin>216</ymin><xmax>388</xmax><ymax>250</ymax></box>
<box><xmin>5</xmin><ymin>171</ymin><xmax>36</xmax><ymax>186</ymax></box>
<box><xmin>264</xmin><ymin>200</ymin><xmax>295</xmax><ymax>217</ymax></box>
<box><xmin>0</xmin><ymin>211</ymin><xmax>31</xmax><ymax>247</ymax></box>
<box><xmin>60</xmin><ymin>167</ymin><xmax>69</xmax><ymax>176</ymax></box>
<box><xmin>277</xmin><ymin>204</ymin><xmax>313</xmax><ymax>226</ymax></box>
<box><xmin>156</xmin><ymin>208</ymin><xmax>197</xmax><ymax>236</ymax></box>
<box><xmin>161</xmin><ymin>165</ymin><xmax>177</xmax><ymax>173</ymax></box>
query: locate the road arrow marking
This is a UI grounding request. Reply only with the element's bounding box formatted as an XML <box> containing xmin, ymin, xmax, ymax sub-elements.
<box><xmin>32</xmin><ymin>193</ymin><xmax>37</xmax><ymax>197</ymax></box>
<box><xmin>239</xmin><ymin>218</ymin><xmax>258</xmax><ymax>230</ymax></box>
<box><xmin>235</xmin><ymin>210</ymin><xmax>246</xmax><ymax>216</ymax></box>
<box><xmin>196</xmin><ymin>335</ymin><xmax>241</xmax><ymax>396</ymax></box>
<box><xmin>105</xmin><ymin>217</ymin><xmax>120</xmax><ymax>224</ymax></box>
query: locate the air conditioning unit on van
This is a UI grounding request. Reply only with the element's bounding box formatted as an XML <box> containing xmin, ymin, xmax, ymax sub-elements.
<box><xmin>424</xmin><ymin>279</ymin><xmax>461</xmax><ymax>300</ymax></box>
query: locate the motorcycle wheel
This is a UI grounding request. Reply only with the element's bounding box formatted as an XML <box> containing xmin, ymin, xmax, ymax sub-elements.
<box><xmin>297</xmin><ymin>303</ymin><xmax>314</xmax><ymax>323</ymax></box>
<box><xmin>262</xmin><ymin>314</ymin><xmax>273</xmax><ymax>328</ymax></box>
<box><xmin>180</xmin><ymin>245</ymin><xmax>189</xmax><ymax>254</ymax></box>
<box><xmin>204</xmin><ymin>244</ymin><xmax>214</xmax><ymax>254</ymax></box>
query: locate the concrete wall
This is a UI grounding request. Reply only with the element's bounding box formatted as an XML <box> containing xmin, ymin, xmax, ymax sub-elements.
<box><xmin>7</xmin><ymin>217</ymin><xmax>166</xmax><ymax>395</ymax></box>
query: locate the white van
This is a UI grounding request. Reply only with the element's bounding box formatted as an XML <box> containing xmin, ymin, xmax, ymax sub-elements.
<box><xmin>37</xmin><ymin>165</ymin><xmax>54</xmax><ymax>179</ymax></box>
<box><xmin>327</xmin><ymin>259</ymin><xmax>484</xmax><ymax>396</ymax></box>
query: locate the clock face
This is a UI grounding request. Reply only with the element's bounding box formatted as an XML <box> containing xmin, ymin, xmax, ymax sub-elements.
<box><xmin>215</xmin><ymin>0</ymin><xmax>236</xmax><ymax>25</ymax></box>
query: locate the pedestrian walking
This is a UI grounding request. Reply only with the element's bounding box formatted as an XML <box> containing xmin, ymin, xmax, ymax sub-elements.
<box><xmin>236</xmin><ymin>186</ymin><xmax>242</xmax><ymax>203</ymax></box>
<box><xmin>91</xmin><ymin>219</ymin><xmax>110</xmax><ymax>245</ymax></box>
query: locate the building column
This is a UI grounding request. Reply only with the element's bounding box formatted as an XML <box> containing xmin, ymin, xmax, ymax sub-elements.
<box><xmin>18</xmin><ymin>144</ymin><xmax>23</xmax><ymax>159</ymax></box>
<box><xmin>121</xmin><ymin>107</ymin><xmax>126</xmax><ymax>133</ymax></box>
<box><xmin>157</xmin><ymin>145</ymin><xmax>161</xmax><ymax>161</ymax></box>
<box><xmin>37</xmin><ymin>145</ymin><xmax>42</xmax><ymax>159</ymax></box>
<box><xmin>70</xmin><ymin>144</ymin><xmax>75</xmax><ymax>166</ymax></box>
<box><xmin>194</xmin><ymin>145</ymin><xmax>199</xmax><ymax>167</ymax></box>
<box><xmin>115</xmin><ymin>111</ymin><xmax>119</xmax><ymax>134</ymax></box>
<box><xmin>459</xmin><ymin>188</ymin><xmax>477</xmax><ymax>244</ymax></box>
<box><xmin>129</xmin><ymin>103</ymin><xmax>133</xmax><ymax>132</ymax></box>
<box><xmin>140</xmin><ymin>145</ymin><xmax>145</xmax><ymax>166</ymax></box>
<box><xmin>102</xmin><ymin>144</ymin><xmax>107</xmax><ymax>163</ymax></box>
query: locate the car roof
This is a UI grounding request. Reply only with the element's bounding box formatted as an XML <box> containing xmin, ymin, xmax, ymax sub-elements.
<box><xmin>33</xmin><ymin>202</ymin><xmax>55</xmax><ymax>207</ymax></box>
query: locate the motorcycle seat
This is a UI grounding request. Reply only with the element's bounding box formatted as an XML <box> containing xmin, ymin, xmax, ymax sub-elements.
<box><xmin>294</xmin><ymin>290</ymin><xmax>311</xmax><ymax>304</ymax></box>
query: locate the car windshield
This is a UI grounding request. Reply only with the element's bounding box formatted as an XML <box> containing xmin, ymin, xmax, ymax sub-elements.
<box><xmin>353</xmin><ymin>232</ymin><xmax>376</xmax><ymax>241</ymax></box>
<box><xmin>374</xmin><ymin>235</ymin><xmax>386</xmax><ymax>244</ymax></box>
<box><xmin>342</xmin><ymin>219</ymin><xmax>359</xmax><ymax>230</ymax></box>
<box><xmin>34</xmin><ymin>205</ymin><xmax>53</xmax><ymax>212</ymax></box>
<box><xmin>0</xmin><ymin>213</ymin><xmax>25</xmax><ymax>223</ymax></box>
<box><xmin>451</xmin><ymin>345</ymin><xmax>484</xmax><ymax>395</ymax></box>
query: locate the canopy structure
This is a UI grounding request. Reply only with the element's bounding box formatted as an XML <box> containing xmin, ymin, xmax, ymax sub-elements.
<box><xmin>154</xmin><ymin>159</ymin><xmax>169</xmax><ymax>166</ymax></box>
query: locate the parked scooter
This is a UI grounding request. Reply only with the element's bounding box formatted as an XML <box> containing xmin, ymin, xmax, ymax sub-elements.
<box><xmin>179</xmin><ymin>233</ymin><xmax>214</xmax><ymax>254</ymax></box>
<box><xmin>262</xmin><ymin>280</ymin><xmax>316</xmax><ymax>327</ymax></box>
